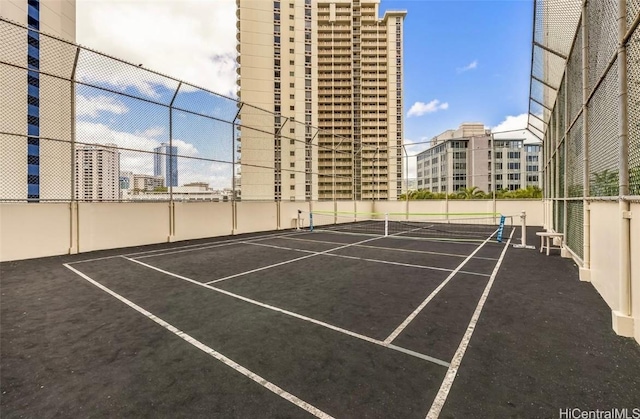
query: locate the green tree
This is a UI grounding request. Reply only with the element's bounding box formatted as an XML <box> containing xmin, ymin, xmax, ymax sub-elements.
<box><xmin>456</xmin><ymin>186</ymin><xmax>485</xmax><ymax>199</ymax></box>
<box><xmin>590</xmin><ymin>169</ymin><xmax>618</xmax><ymax>196</ymax></box>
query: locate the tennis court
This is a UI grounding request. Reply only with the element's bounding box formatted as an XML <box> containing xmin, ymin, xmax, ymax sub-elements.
<box><xmin>1</xmin><ymin>215</ymin><xmax>639</xmax><ymax>418</ymax></box>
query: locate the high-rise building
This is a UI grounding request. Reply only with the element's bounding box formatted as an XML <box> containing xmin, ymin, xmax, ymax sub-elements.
<box><xmin>153</xmin><ymin>143</ymin><xmax>178</xmax><ymax>187</ymax></box>
<box><xmin>416</xmin><ymin>123</ymin><xmax>543</xmax><ymax>193</ymax></box>
<box><xmin>74</xmin><ymin>143</ymin><xmax>120</xmax><ymax>201</ymax></box>
<box><xmin>0</xmin><ymin>0</ymin><xmax>76</xmax><ymax>201</ymax></box>
<box><xmin>236</xmin><ymin>0</ymin><xmax>406</xmax><ymax>201</ymax></box>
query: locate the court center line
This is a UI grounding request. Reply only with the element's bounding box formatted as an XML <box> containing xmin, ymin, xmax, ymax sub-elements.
<box><xmin>62</xmin><ymin>263</ymin><xmax>333</xmax><ymax>419</ymax></box>
<box><xmin>243</xmin><ymin>241</ymin><xmax>490</xmax><ymax>278</ymax></box>
<box><xmin>204</xmin><ymin>235</ymin><xmax>385</xmax><ymax>285</ymax></box>
<box><xmin>268</xmin><ymin>236</ymin><xmax>499</xmax><ymax>261</ymax></box>
<box><xmin>426</xmin><ymin>227</ymin><xmax>515</xmax><ymax>419</ymax></box>
<box><xmin>121</xmin><ymin>256</ymin><xmax>450</xmax><ymax>368</ymax></box>
<box><xmin>383</xmin><ymin>231</ymin><xmax>499</xmax><ymax>345</ymax></box>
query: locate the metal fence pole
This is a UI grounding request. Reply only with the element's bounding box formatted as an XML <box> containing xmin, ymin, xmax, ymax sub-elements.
<box><xmin>70</xmin><ymin>46</ymin><xmax>80</xmax><ymax>254</ymax></box>
<box><xmin>617</xmin><ymin>0</ymin><xmax>632</xmax><ymax>322</ymax></box>
<box><xmin>581</xmin><ymin>1</ymin><xmax>591</xmax><ymax>273</ymax></box>
<box><xmin>168</xmin><ymin>83</ymin><xmax>181</xmax><ymax>240</ymax></box>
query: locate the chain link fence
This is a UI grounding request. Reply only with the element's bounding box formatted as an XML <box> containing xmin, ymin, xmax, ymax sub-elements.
<box><xmin>1</xmin><ymin>17</ymin><xmax>546</xmax><ymax>206</ymax></box>
<box><xmin>535</xmin><ymin>0</ymin><xmax>640</xmax><ymax>262</ymax></box>
<box><xmin>1</xmin><ymin>18</ymin><xmax>410</xmax><ymax>204</ymax></box>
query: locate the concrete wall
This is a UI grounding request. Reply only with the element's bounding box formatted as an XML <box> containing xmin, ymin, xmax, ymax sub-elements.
<box><xmin>77</xmin><ymin>202</ymin><xmax>169</xmax><ymax>253</ymax></box>
<box><xmin>235</xmin><ymin>201</ymin><xmax>278</xmax><ymax>234</ymax></box>
<box><xmin>0</xmin><ymin>199</ymin><xmax>545</xmax><ymax>262</ymax></box>
<box><xmin>588</xmin><ymin>202</ymin><xmax>621</xmax><ymax>311</ymax></box>
<box><xmin>0</xmin><ymin>203</ymin><xmax>71</xmax><ymax>260</ymax></box>
<box><xmin>174</xmin><ymin>202</ymin><xmax>233</xmax><ymax>241</ymax></box>
<box><xmin>632</xmin><ymin>203</ymin><xmax>640</xmax><ymax>343</ymax></box>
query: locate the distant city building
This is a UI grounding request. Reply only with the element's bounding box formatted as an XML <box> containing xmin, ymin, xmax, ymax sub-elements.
<box><xmin>75</xmin><ymin>143</ymin><xmax>120</xmax><ymax>201</ymax></box>
<box><xmin>0</xmin><ymin>0</ymin><xmax>76</xmax><ymax>201</ymax></box>
<box><xmin>416</xmin><ymin>123</ymin><xmax>542</xmax><ymax>193</ymax></box>
<box><xmin>131</xmin><ymin>174</ymin><xmax>165</xmax><ymax>192</ymax></box>
<box><xmin>183</xmin><ymin>182</ymin><xmax>210</xmax><ymax>189</ymax></box>
<box><xmin>119</xmin><ymin>171</ymin><xmax>133</xmax><ymax>191</ymax></box>
<box><xmin>153</xmin><ymin>143</ymin><xmax>178</xmax><ymax>187</ymax></box>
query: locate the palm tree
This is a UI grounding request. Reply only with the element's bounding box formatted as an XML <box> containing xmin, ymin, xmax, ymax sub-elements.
<box><xmin>456</xmin><ymin>186</ymin><xmax>485</xmax><ymax>199</ymax></box>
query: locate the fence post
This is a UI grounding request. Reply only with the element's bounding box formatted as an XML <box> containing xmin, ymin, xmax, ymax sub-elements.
<box><xmin>613</xmin><ymin>0</ymin><xmax>633</xmax><ymax>335</ymax></box>
<box><xmin>69</xmin><ymin>46</ymin><xmax>80</xmax><ymax>254</ymax></box>
<box><xmin>167</xmin><ymin>83</ymin><xmax>181</xmax><ymax>241</ymax></box>
<box><xmin>581</xmin><ymin>0</ymin><xmax>591</xmax><ymax>279</ymax></box>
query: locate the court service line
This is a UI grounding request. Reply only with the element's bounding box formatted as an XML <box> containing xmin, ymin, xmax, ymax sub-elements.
<box><xmin>383</xmin><ymin>231</ymin><xmax>499</xmax><ymax>345</ymax></box>
<box><xmin>62</xmin><ymin>263</ymin><xmax>333</xmax><ymax>419</ymax></box>
<box><xmin>130</xmin><ymin>231</ymin><xmax>310</xmax><ymax>260</ymax></box>
<box><xmin>243</xmin><ymin>241</ymin><xmax>490</xmax><ymax>278</ymax></box>
<box><xmin>426</xmin><ymin>228</ymin><xmax>515</xmax><ymax>419</ymax></box>
<box><xmin>68</xmin><ymin>230</ymin><xmax>310</xmax><ymax>264</ymax></box>
<box><xmin>204</xmin><ymin>235</ymin><xmax>385</xmax><ymax>285</ymax></box>
<box><xmin>121</xmin><ymin>256</ymin><xmax>450</xmax><ymax>368</ymax></box>
<box><xmin>269</xmin><ymin>236</ymin><xmax>499</xmax><ymax>261</ymax></box>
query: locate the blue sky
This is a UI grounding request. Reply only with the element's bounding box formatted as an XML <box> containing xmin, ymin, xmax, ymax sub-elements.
<box><xmin>75</xmin><ymin>0</ymin><xmax>534</xmax><ymax>182</ymax></box>
<box><xmin>380</xmin><ymin>0</ymin><xmax>533</xmax><ymax>144</ymax></box>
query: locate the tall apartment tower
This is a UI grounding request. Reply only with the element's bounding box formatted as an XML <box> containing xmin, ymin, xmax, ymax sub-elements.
<box><xmin>236</xmin><ymin>0</ymin><xmax>406</xmax><ymax>201</ymax></box>
<box><xmin>0</xmin><ymin>0</ymin><xmax>76</xmax><ymax>201</ymax></box>
<box><xmin>154</xmin><ymin>143</ymin><xmax>178</xmax><ymax>187</ymax></box>
<box><xmin>74</xmin><ymin>143</ymin><xmax>120</xmax><ymax>201</ymax></box>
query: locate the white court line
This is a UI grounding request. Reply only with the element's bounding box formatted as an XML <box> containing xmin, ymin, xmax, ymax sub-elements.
<box><xmin>312</xmin><ymin>228</ymin><xmax>495</xmax><ymax>246</ymax></box>
<box><xmin>62</xmin><ymin>263</ymin><xmax>333</xmax><ymax>419</ymax></box>
<box><xmin>383</xmin><ymin>232</ymin><xmax>498</xmax><ymax>345</ymax></box>
<box><xmin>204</xmin><ymin>235</ymin><xmax>384</xmax><ymax>285</ymax></box>
<box><xmin>243</xmin><ymin>241</ymin><xmax>490</xmax><ymax>278</ymax></box>
<box><xmin>132</xmin><ymin>231</ymin><xmax>310</xmax><ymax>260</ymax></box>
<box><xmin>68</xmin><ymin>230</ymin><xmax>310</xmax><ymax>264</ymax></box>
<box><xmin>121</xmin><ymin>256</ymin><xmax>450</xmax><ymax>368</ymax></box>
<box><xmin>426</xmin><ymin>227</ymin><xmax>515</xmax><ymax>419</ymax></box>
<box><xmin>270</xmin><ymin>236</ymin><xmax>499</xmax><ymax>261</ymax></box>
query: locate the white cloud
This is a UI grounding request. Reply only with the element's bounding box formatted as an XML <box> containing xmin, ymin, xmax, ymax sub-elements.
<box><xmin>492</xmin><ymin>113</ymin><xmax>541</xmax><ymax>144</ymax></box>
<box><xmin>401</xmin><ymin>137</ymin><xmax>432</xmax><ymax>179</ymax></box>
<box><xmin>407</xmin><ymin>100</ymin><xmax>449</xmax><ymax>118</ymax></box>
<box><xmin>77</xmin><ymin>0</ymin><xmax>237</xmax><ymax>97</ymax></box>
<box><xmin>457</xmin><ymin>60</ymin><xmax>478</xmax><ymax>73</ymax></box>
<box><xmin>76</xmin><ymin>95</ymin><xmax>129</xmax><ymax>117</ymax></box>
<box><xmin>76</xmin><ymin>121</ymin><xmax>232</xmax><ymax>187</ymax></box>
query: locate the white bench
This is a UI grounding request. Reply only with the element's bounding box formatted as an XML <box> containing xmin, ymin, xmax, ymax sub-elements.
<box><xmin>536</xmin><ymin>232</ymin><xmax>564</xmax><ymax>256</ymax></box>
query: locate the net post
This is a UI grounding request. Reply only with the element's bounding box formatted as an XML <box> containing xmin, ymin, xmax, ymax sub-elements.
<box><xmin>520</xmin><ymin>210</ymin><xmax>526</xmax><ymax>246</ymax></box>
<box><xmin>384</xmin><ymin>213</ymin><xmax>389</xmax><ymax>237</ymax></box>
<box><xmin>309</xmin><ymin>212</ymin><xmax>314</xmax><ymax>232</ymax></box>
<box><xmin>297</xmin><ymin>209</ymin><xmax>302</xmax><ymax>231</ymax></box>
<box><xmin>513</xmin><ymin>210</ymin><xmax>535</xmax><ymax>249</ymax></box>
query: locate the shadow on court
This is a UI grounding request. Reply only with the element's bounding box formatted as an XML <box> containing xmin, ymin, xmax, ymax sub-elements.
<box><xmin>1</xmin><ymin>228</ymin><xmax>639</xmax><ymax>418</ymax></box>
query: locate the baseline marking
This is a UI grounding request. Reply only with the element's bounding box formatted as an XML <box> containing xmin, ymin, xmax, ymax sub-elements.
<box><xmin>62</xmin><ymin>263</ymin><xmax>333</xmax><ymax>419</ymax></box>
<box><xmin>383</xmin><ymin>231</ymin><xmax>499</xmax><ymax>345</ymax></box>
<box><xmin>426</xmin><ymin>227</ymin><xmax>515</xmax><ymax>419</ymax></box>
<box><xmin>204</xmin><ymin>235</ymin><xmax>384</xmax><ymax>285</ymax></box>
<box><xmin>243</xmin><ymin>241</ymin><xmax>490</xmax><ymax>277</ymax></box>
<box><xmin>266</xmin><ymin>236</ymin><xmax>499</xmax><ymax>261</ymax></box>
<box><xmin>121</xmin><ymin>256</ymin><xmax>450</xmax><ymax>368</ymax></box>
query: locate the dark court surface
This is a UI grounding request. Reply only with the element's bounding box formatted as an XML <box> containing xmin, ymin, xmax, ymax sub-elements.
<box><xmin>1</xmin><ymin>228</ymin><xmax>639</xmax><ymax>418</ymax></box>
